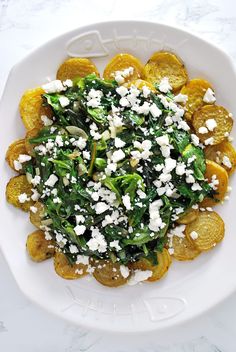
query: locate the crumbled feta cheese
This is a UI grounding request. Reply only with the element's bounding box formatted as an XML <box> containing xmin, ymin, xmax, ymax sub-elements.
<box><xmin>31</xmin><ymin>188</ymin><xmax>40</xmax><ymax>201</ymax></box>
<box><xmin>191</xmin><ymin>134</ymin><xmax>200</xmax><ymax>146</ymax></box>
<box><xmin>75</xmin><ymin>215</ymin><xmax>85</xmax><ymax>224</ymax></box>
<box><xmin>74</xmin><ymin>224</ymin><xmax>86</xmax><ymax>236</ymax></box>
<box><xmin>209</xmin><ymin>174</ymin><xmax>219</xmax><ymax>190</ymax></box>
<box><xmin>18</xmin><ymin>154</ymin><xmax>32</xmax><ymax>163</ymax></box>
<box><xmin>205</xmin><ymin>118</ymin><xmax>217</xmax><ymax>131</ymax></box>
<box><xmin>41</xmin><ymin>115</ymin><xmax>53</xmax><ymax>126</ymax></box>
<box><xmin>31</xmin><ymin>175</ymin><xmax>41</xmax><ymax>186</ymax></box>
<box><xmin>114</xmin><ymin>137</ymin><xmax>126</xmax><ymax>148</ymax></box>
<box><xmin>63</xmin><ymin>79</ymin><xmax>73</xmax><ymax>87</ymax></box>
<box><xmin>59</xmin><ymin>96</ymin><xmax>70</xmax><ymax>107</ymax></box>
<box><xmin>190</xmin><ymin>231</ymin><xmax>199</xmax><ymax>240</ymax></box>
<box><xmin>111</xmin><ymin>149</ymin><xmax>125</xmax><ymax>163</ymax></box>
<box><xmin>87</xmin><ymin>227</ymin><xmax>107</xmax><ymax>253</ymax></box>
<box><xmin>142</xmin><ymin>85</ymin><xmax>151</xmax><ymax>98</ymax></box>
<box><xmin>176</xmin><ymin>162</ymin><xmax>186</xmax><ymax>176</ymax></box>
<box><xmin>159</xmin><ymin>77</ymin><xmax>172</xmax><ymax>93</ymax></box>
<box><xmin>205</xmin><ymin>137</ymin><xmax>214</xmax><ymax>145</ymax></box>
<box><xmin>82</xmin><ymin>151</ymin><xmax>91</xmax><ymax>160</ymax></box>
<box><xmin>198</xmin><ymin>126</ymin><xmax>208</xmax><ymax>134</ymax></box>
<box><xmin>94</xmin><ymin>202</ymin><xmax>110</xmax><ymax>214</ymax></box>
<box><xmin>191</xmin><ymin>183</ymin><xmax>202</xmax><ymax>191</ymax></box>
<box><xmin>73</xmin><ymin>137</ymin><xmax>87</xmax><ymax>150</ymax></box>
<box><xmin>149</xmin><ymin>103</ymin><xmax>162</xmax><ymax>118</ymax></box>
<box><xmin>137</xmin><ymin>189</ymin><xmax>146</xmax><ymax>199</ymax></box>
<box><xmin>18</xmin><ymin>193</ymin><xmax>29</xmax><ymax>203</ymax></box>
<box><xmin>45</xmin><ymin>174</ymin><xmax>58</xmax><ymax>187</ymax></box>
<box><xmin>116</xmin><ymin>86</ymin><xmax>128</xmax><ymax>97</ymax></box>
<box><xmin>122</xmin><ymin>194</ymin><xmax>132</xmax><ymax>210</ymax></box>
<box><xmin>168</xmin><ymin>248</ymin><xmax>175</xmax><ymax>255</ymax></box>
<box><xmin>42</xmin><ymin>80</ymin><xmax>65</xmax><ymax>93</ymax></box>
<box><xmin>120</xmin><ymin>265</ymin><xmax>130</xmax><ymax>279</ymax></box>
<box><xmin>76</xmin><ymin>255</ymin><xmax>89</xmax><ymax>265</ymax></box>
<box><xmin>222</xmin><ymin>155</ymin><xmax>232</xmax><ymax>168</ymax></box>
<box><xmin>110</xmin><ymin>240</ymin><xmax>121</xmax><ymax>251</ymax></box>
<box><xmin>203</xmin><ymin>88</ymin><xmax>216</xmax><ymax>103</ymax></box>
<box><xmin>128</xmin><ymin>270</ymin><xmax>152</xmax><ymax>285</ymax></box>
<box><xmin>69</xmin><ymin>244</ymin><xmax>78</xmax><ymax>254</ymax></box>
<box><xmin>30</xmin><ymin>206</ymin><xmax>38</xmax><ymax>213</ymax></box>
<box><xmin>156</xmin><ymin>135</ymin><xmax>169</xmax><ymax>146</ymax></box>
<box><xmin>174</xmin><ymin>93</ymin><xmax>188</xmax><ymax>104</ymax></box>
<box><xmin>13</xmin><ymin>160</ymin><xmax>22</xmax><ymax>171</ymax></box>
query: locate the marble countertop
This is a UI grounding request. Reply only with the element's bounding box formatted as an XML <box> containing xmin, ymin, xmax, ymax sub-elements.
<box><xmin>1</xmin><ymin>0</ymin><xmax>236</xmax><ymax>350</ymax></box>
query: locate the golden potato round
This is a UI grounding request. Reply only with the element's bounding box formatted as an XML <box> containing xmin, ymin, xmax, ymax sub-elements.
<box><xmin>5</xmin><ymin>139</ymin><xmax>27</xmax><ymax>172</ymax></box>
<box><xmin>26</xmin><ymin>230</ymin><xmax>55</xmax><ymax>262</ymax></box>
<box><xmin>171</xmin><ymin>235</ymin><xmax>201</xmax><ymax>261</ymax></box>
<box><xmin>201</xmin><ymin>159</ymin><xmax>228</xmax><ymax>207</ymax></box>
<box><xmin>204</xmin><ymin>141</ymin><xmax>236</xmax><ymax>176</ymax></box>
<box><xmin>19</xmin><ymin>87</ymin><xmax>45</xmax><ymax>131</ymax></box>
<box><xmin>177</xmin><ymin>208</ymin><xmax>199</xmax><ymax>224</ymax></box>
<box><xmin>180</xmin><ymin>79</ymin><xmax>214</xmax><ymax>121</ymax></box>
<box><xmin>56</xmin><ymin>57</ymin><xmax>99</xmax><ymax>81</ymax></box>
<box><xmin>54</xmin><ymin>252</ymin><xmax>88</xmax><ymax>280</ymax></box>
<box><xmin>6</xmin><ymin>175</ymin><xmax>34</xmax><ymax>212</ymax></box>
<box><xmin>125</xmin><ymin>79</ymin><xmax>156</xmax><ymax>92</ymax></box>
<box><xmin>144</xmin><ymin>51</ymin><xmax>188</xmax><ymax>91</ymax></box>
<box><xmin>192</xmin><ymin>105</ymin><xmax>233</xmax><ymax>145</ymax></box>
<box><xmin>25</xmin><ymin>128</ymin><xmax>40</xmax><ymax>156</ymax></box>
<box><xmin>30</xmin><ymin>201</ymin><xmax>45</xmax><ymax>228</ymax></box>
<box><xmin>130</xmin><ymin>249</ymin><xmax>171</xmax><ymax>282</ymax></box>
<box><xmin>185</xmin><ymin>211</ymin><xmax>225</xmax><ymax>251</ymax></box>
<box><xmin>103</xmin><ymin>53</ymin><xmax>144</xmax><ymax>82</ymax></box>
<box><xmin>92</xmin><ymin>259</ymin><xmax>129</xmax><ymax>287</ymax></box>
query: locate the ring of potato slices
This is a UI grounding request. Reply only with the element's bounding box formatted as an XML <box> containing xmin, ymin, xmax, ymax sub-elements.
<box><xmin>5</xmin><ymin>50</ymin><xmax>235</xmax><ymax>288</ymax></box>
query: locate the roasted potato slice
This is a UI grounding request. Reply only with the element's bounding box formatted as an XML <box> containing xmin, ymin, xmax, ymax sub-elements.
<box><xmin>192</xmin><ymin>105</ymin><xmax>233</xmax><ymax>145</ymax></box>
<box><xmin>25</xmin><ymin>128</ymin><xmax>40</xmax><ymax>156</ymax></box>
<box><xmin>56</xmin><ymin>58</ymin><xmax>99</xmax><ymax>81</ymax></box>
<box><xmin>103</xmin><ymin>53</ymin><xmax>144</xmax><ymax>83</ymax></box>
<box><xmin>92</xmin><ymin>259</ymin><xmax>129</xmax><ymax>287</ymax></box>
<box><xmin>180</xmin><ymin>79</ymin><xmax>214</xmax><ymax>121</ymax></box>
<box><xmin>144</xmin><ymin>51</ymin><xmax>188</xmax><ymax>91</ymax></box>
<box><xmin>205</xmin><ymin>141</ymin><xmax>236</xmax><ymax>176</ymax></box>
<box><xmin>54</xmin><ymin>252</ymin><xmax>88</xmax><ymax>280</ymax></box>
<box><xmin>130</xmin><ymin>249</ymin><xmax>171</xmax><ymax>282</ymax></box>
<box><xmin>6</xmin><ymin>175</ymin><xmax>34</xmax><ymax>212</ymax></box>
<box><xmin>26</xmin><ymin>230</ymin><xmax>55</xmax><ymax>262</ymax></box>
<box><xmin>185</xmin><ymin>211</ymin><xmax>225</xmax><ymax>251</ymax></box>
<box><xmin>30</xmin><ymin>201</ymin><xmax>45</xmax><ymax>228</ymax></box>
<box><xmin>5</xmin><ymin>139</ymin><xmax>27</xmax><ymax>172</ymax></box>
<box><xmin>124</xmin><ymin>79</ymin><xmax>156</xmax><ymax>92</ymax></box>
<box><xmin>171</xmin><ymin>235</ymin><xmax>200</xmax><ymax>261</ymax></box>
<box><xmin>19</xmin><ymin>87</ymin><xmax>46</xmax><ymax>131</ymax></box>
<box><xmin>177</xmin><ymin>208</ymin><xmax>199</xmax><ymax>224</ymax></box>
<box><xmin>201</xmin><ymin>159</ymin><xmax>228</xmax><ymax>207</ymax></box>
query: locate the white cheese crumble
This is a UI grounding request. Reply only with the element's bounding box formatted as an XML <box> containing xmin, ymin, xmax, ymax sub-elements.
<box><xmin>128</xmin><ymin>270</ymin><xmax>152</xmax><ymax>285</ymax></box>
<box><xmin>120</xmin><ymin>265</ymin><xmax>130</xmax><ymax>279</ymax></box>
<box><xmin>45</xmin><ymin>174</ymin><xmax>58</xmax><ymax>187</ymax></box>
<box><xmin>114</xmin><ymin>137</ymin><xmax>126</xmax><ymax>148</ymax></box>
<box><xmin>158</xmin><ymin>77</ymin><xmax>172</xmax><ymax>93</ymax></box>
<box><xmin>74</xmin><ymin>224</ymin><xmax>86</xmax><ymax>236</ymax></box>
<box><xmin>190</xmin><ymin>231</ymin><xmax>199</xmax><ymax>240</ymax></box>
<box><xmin>122</xmin><ymin>194</ymin><xmax>132</xmax><ymax>210</ymax></box>
<box><xmin>205</xmin><ymin>137</ymin><xmax>214</xmax><ymax>145</ymax></box>
<box><xmin>94</xmin><ymin>202</ymin><xmax>110</xmax><ymax>214</ymax></box>
<box><xmin>111</xmin><ymin>149</ymin><xmax>125</xmax><ymax>163</ymax></box>
<box><xmin>30</xmin><ymin>206</ymin><xmax>38</xmax><ymax>214</ymax></box>
<box><xmin>59</xmin><ymin>96</ymin><xmax>70</xmax><ymax>107</ymax></box>
<box><xmin>87</xmin><ymin>227</ymin><xmax>107</xmax><ymax>253</ymax></box>
<box><xmin>205</xmin><ymin>118</ymin><xmax>217</xmax><ymax>131</ymax></box>
<box><xmin>41</xmin><ymin>115</ymin><xmax>53</xmax><ymax>126</ymax></box>
<box><xmin>18</xmin><ymin>193</ymin><xmax>29</xmax><ymax>203</ymax></box>
<box><xmin>203</xmin><ymin>88</ymin><xmax>216</xmax><ymax>103</ymax></box>
<box><xmin>110</xmin><ymin>240</ymin><xmax>121</xmax><ymax>251</ymax></box>
<box><xmin>42</xmin><ymin>80</ymin><xmax>65</xmax><ymax>93</ymax></box>
<box><xmin>76</xmin><ymin>255</ymin><xmax>89</xmax><ymax>265</ymax></box>
<box><xmin>198</xmin><ymin>126</ymin><xmax>208</xmax><ymax>134</ymax></box>
<box><xmin>174</xmin><ymin>93</ymin><xmax>188</xmax><ymax>104</ymax></box>
<box><xmin>222</xmin><ymin>155</ymin><xmax>232</xmax><ymax>168</ymax></box>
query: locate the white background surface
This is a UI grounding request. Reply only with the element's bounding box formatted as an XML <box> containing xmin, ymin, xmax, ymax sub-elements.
<box><xmin>1</xmin><ymin>0</ymin><xmax>236</xmax><ymax>350</ymax></box>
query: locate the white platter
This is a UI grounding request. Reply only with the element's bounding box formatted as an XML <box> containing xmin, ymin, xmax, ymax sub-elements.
<box><xmin>0</xmin><ymin>20</ymin><xmax>236</xmax><ymax>333</ymax></box>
